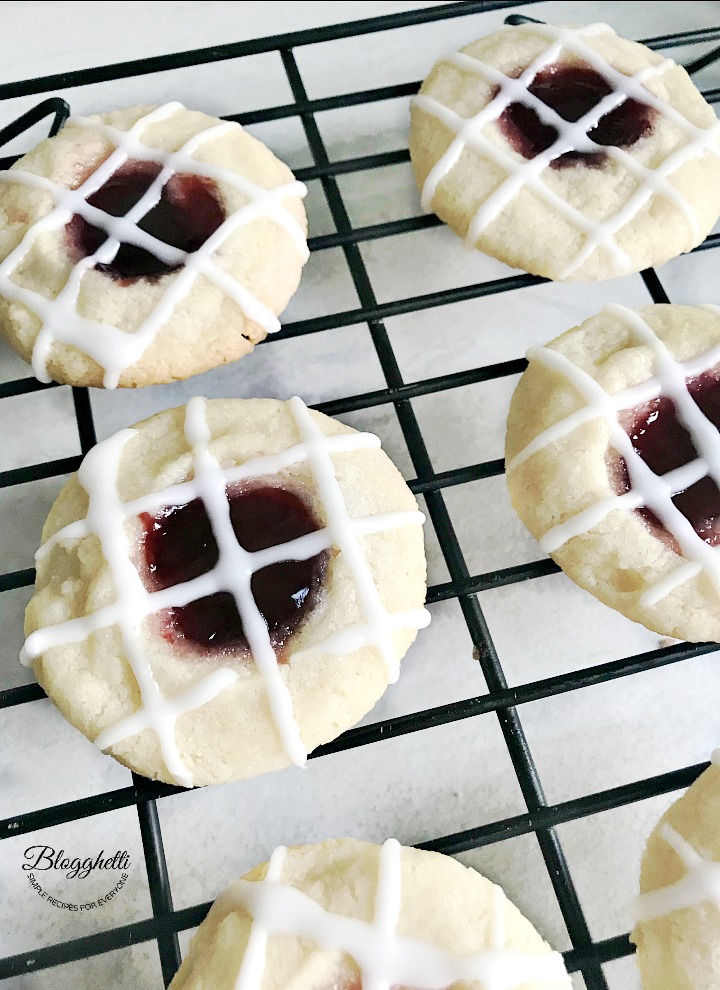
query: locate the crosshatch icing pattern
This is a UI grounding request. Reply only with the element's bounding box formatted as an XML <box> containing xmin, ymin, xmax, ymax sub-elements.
<box><xmin>509</xmin><ymin>303</ymin><xmax>720</xmax><ymax>607</ymax></box>
<box><xmin>206</xmin><ymin>839</ymin><xmax>570</xmax><ymax>990</ymax></box>
<box><xmin>22</xmin><ymin>396</ymin><xmax>430</xmax><ymax>787</ymax></box>
<box><xmin>0</xmin><ymin>101</ymin><xmax>309</xmax><ymax>387</ymax></box>
<box><xmin>414</xmin><ymin>21</ymin><xmax>720</xmax><ymax>279</ymax></box>
<box><xmin>634</xmin><ymin>757</ymin><xmax>720</xmax><ymax>923</ymax></box>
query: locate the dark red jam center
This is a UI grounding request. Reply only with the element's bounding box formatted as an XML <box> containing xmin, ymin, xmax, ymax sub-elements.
<box><xmin>66</xmin><ymin>159</ymin><xmax>225</xmax><ymax>282</ymax></box>
<box><xmin>142</xmin><ymin>486</ymin><xmax>327</xmax><ymax>657</ymax></box>
<box><xmin>617</xmin><ymin>370</ymin><xmax>720</xmax><ymax>546</ymax></box>
<box><xmin>498</xmin><ymin>62</ymin><xmax>655</xmax><ymax>168</ymax></box>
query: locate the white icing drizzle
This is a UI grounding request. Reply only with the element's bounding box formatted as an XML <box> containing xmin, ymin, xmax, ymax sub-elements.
<box><xmin>288</xmin><ymin>397</ymin><xmax>430</xmax><ymax>683</ymax></box>
<box><xmin>633</xmin><ymin>822</ymin><xmax>720</xmax><ymax>922</ymax></box>
<box><xmin>509</xmin><ymin>304</ymin><xmax>720</xmax><ymax>608</ymax></box>
<box><xmin>414</xmin><ymin>22</ymin><xmax>720</xmax><ymax>280</ymax></box>
<box><xmin>234</xmin><ymin>845</ymin><xmax>287</xmax><ymax>990</ymax></box>
<box><xmin>217</xmin><ymin>838</ymin><xmax>568</xmax><ymax>990</ymax></box>
<box><xmin>181</xmin><ymin>397</ymin><xmax>306</xmax><ymax>767</ymax></box>
<box><xmin>35</xmin><ymin>431</ymin><xmax>388</xmax><ymax>560</ymax></box>
<box><xmin>58</xmin><ymin>426</ymin><xmax>240</xmax><ymax>787</ymax></box>
<box><xmin>0</xmin><ymin>101</ymin><xmax>308</xmax><ymax>387</ymax></box>
<box><xmin>363</xmin><ymin>838</ymin><xmax>403</xmax><ymax>990</ymax></box>
<box><xmin>23</xmin><ymin>397</ymin><xmax>429</xmax><ymax>785</ymax></box>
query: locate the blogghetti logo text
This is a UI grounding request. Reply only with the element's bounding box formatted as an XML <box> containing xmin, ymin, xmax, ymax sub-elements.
<box><xmin>21</xmin><ymin>845</ymin><xmax>132</xmax><ymax>911</ymax></box>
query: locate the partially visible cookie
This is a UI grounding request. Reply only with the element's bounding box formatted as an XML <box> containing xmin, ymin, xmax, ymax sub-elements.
<box><xmin>632</xmin><ymin>760</ymin><xmax>720</xmax><ymax>989</ymax></box>
<box><xmin>0</xmin><ymin>103</ymin><xmax>308</xmax><ymax>387</ymax></box>
<box><xmin>410</xmin><ymin>21</ymin><xmax>720</xmax><ymax>281</ymax></box>
<box><xmin>506</xmin><ymin>304</ymin><xmax>720</xmax><ymax>642</ymax></box>
<box><xmin>23</xmin><ymin>397</ymin><xmax>429</xmax><ymax>787</ymax></box>
<box><xmin>170</xmin><ymin>837</ymin><xmax>572</xmax><ymax>990</ymax></box>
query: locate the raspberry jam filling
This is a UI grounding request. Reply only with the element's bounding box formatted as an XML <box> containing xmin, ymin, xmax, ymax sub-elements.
<box><xmin>498</xmin><ymin>62</ymin><xmax>655</xmax><ymax>168</ymax></box>
<box><xmin>66</xmin><ymin>159</ymin><xmax>225</xmax><ymax>282</ymax></box>
<box><xmin>616</xmin><ymin>370</ymin><xmax>720</xmax><ymax>545</ymax></box>
<box><xmin>142</xmin><ymin>486</ymin><xmax>328</xmax><ymax>657</ymax></box>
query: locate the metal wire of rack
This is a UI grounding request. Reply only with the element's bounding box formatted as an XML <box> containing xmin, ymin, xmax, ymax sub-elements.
<box><xmin>1</xmin><ymin>2</ymin><xmax>720</xmax><ymax>987</ymax></box>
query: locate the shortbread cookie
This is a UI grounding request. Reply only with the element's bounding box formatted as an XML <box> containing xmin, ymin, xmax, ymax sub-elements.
<box><xmin>410</xmin><ymin>21</ymin><xmax>720</xmax><ymax>281</ymax></box>
<box><xmin>633</xmin><ymin>759</ymin><xmax>720</xmax><ymax>989</ymax></box>
<box><xmin>0</xmin><ymin>103</ymin><xmax>308</xmax><ymax>387</ymax></box>
<box><xmin>23</xmin><ymin>397</ymin><xmax>429</xmax><ymax>787</ymax></box>
<box><xmin>506</xmin><ymin>304</ymin><xmax>720</xmax><ymax>642</ymax></box>
<box><xmin>170</xmin><ymin>837</ymin><xmax>572</xmax><ymax>990</ymax></box>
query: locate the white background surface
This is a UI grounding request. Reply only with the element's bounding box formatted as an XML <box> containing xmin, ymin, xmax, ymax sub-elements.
<box><xmin>2</xmin><ymin>2</ymin><xmax>720</xmax><ymax>988</ymax></box>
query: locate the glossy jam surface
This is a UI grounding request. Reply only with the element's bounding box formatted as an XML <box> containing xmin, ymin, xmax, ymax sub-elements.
<box><xmin>142</xmin><ymin>486</ymin><xmax>327</xmax><ymax>656</ymax></box>
<box><xmin>498</xmin><ymin>62</ymin><xmax>655</xmax><ymax>168</ymax></box>
<box><xmin>66</xmin><ymin>159</ymin><xmax>225</xmax><ymax>282</ymax></box>
<box><xmin>617</xmin><ymin>370</ymin><xmax>720</xmax><ymax>545</ymax></box>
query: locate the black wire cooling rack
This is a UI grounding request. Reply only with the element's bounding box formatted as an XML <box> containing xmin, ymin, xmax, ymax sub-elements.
<box><xmin>2</xmin><ymin>2</ymin><xmax>720</xmax><ymax>987</ymax></box>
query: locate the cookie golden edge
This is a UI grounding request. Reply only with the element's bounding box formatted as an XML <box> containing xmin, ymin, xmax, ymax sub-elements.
<box><xmin>505</xmin><ymin>304</ymin><xmax>720</xmax><ymax>642</ymax></box>
<box><xmin>0</xmin><ymin>104</ymin><xmax>308</xmax><ymax>388</ymax></box>
<box><xmin>24</xmin><ymin>398</ymin><xmax>428</xmax><ymax>787</ymax></box>
<box><xmin>632</xmin><ymin>762</ymin><xmax>720</xmax><ymax>990</ymax></box>
<box><xmin>169</xmin><ymin>837</ymin><xmax>572</xmax><ymax>990</ymax></box>
<box><xmin>409</xmin><ymin>23</ymin><xmax>720</xmax><ymax>282</ymax></box>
